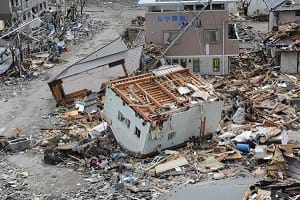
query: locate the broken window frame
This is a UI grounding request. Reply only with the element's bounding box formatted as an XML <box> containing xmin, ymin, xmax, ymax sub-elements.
<box><xmin>134</xmin><ymin>127</ymin><xmax>141</xmax><ymax>138</ymax></box>
<box><xmin>213</xmin><ymin>58</ymin><xmax>221</xmax><ymax>72</ymax></box>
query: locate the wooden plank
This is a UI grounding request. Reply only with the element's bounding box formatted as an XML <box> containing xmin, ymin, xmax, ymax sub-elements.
<box><xmin>114</xmin><ymin>87</ymin><xmax>151</xmax><ymax>121</ymax></box>
<box><xmin>155</xmin><ymin>157</ymin><xmax>188</xmax><ymax>174</ymax></box>
<box><xmin>154</xmin><ymin>80</ymin><xmax>178</xmax><ymax>102</ymax></box>
<box><xmin>135</xmin><ymin>83</ymin><xmax>162</xmax><ymax>107</ymax></box>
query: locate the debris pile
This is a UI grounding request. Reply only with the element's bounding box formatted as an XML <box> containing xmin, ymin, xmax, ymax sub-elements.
<box><xmin>32</xmin><ymin>89</ymin><xmax>250</xmax><ymax>198</ymax></box>
<box><xmin>0</xmin><ymin>11</ymin><xmax>106</xmax><ymax>78</ymax></box>
<box><xmin>266</xmin><ymin>21</ymin><xmax>300</xmax><ymax>51</ymax></box>
<box><xmin>0</xmin><ymin>160</ymin><xmax>32</xmax><ymax>199</ymax></box>
<box><xmin>243</xmin><ymin>143</ymin><xmax>300</xmax><ymax>200</ymax></box>
<box><xmin>211</xmin><ymin>65</ymin><xmax>300</xmax><ymax>130</ymax></box>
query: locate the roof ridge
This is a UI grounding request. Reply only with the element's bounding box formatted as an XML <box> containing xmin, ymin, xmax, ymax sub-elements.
<box><xmin>272</xmin><ymin>0</ymin><xmax>289</xmax><ymax>10</ymax></box>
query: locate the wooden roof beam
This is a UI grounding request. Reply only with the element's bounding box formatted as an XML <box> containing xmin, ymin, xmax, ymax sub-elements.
<box><xmin>135</xmin><ymin>83</ymin><xmax>162</xmax><ymax>107</ymax></box>
<box><xmin>114</xmin><ymin>87</ymin><xmax>151</xmax><ymax>121</ymax></box>
<box><xmin>154</xmin><ymin>80</ymin><xmax>178</xmax><ymax>102</ymax></box>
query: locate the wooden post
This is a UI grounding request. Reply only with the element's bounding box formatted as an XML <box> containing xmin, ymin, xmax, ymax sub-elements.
<box><xmin>121</xmin><ymin>63</ymin><xmax>129</xmax><ymax>77</ymax></box>
<box><xmin>199</xmin><ymin>106</ymin><xmax>206</xmax><ymax>145</ymax></box>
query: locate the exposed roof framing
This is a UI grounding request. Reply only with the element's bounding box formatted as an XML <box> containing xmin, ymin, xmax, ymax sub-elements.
<box><xmin>107</xmin><ymin>65</ymin><xmax>217</xmax><ymax>122</ymax></box>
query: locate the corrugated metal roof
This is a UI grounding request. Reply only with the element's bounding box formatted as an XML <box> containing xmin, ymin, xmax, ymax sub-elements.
<box><xmin>272</xmin><ymin>37</ymin><xmax>293</xmax><ymax>47</ymax></box>
<box><xmin>152</xmin><ymin>65</ymin><xmax>183</xmax><ymax>77</ymax></box>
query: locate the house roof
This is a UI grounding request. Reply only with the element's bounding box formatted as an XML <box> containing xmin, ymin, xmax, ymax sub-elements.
<box><xmin>265</xmin><ymin>22</ymin><xmax>300</xmax><ymax>51</ymax></box>
<box><xmin>263</xmin><ymin>0</ymin><xmax>300</xmax><ymax>11</ymax></box>
<box><xmin>263</xmin><ymin>0</ymin><xmax>284</xmax><ymax>9</ymax></box>
<box><xmin>107</xmin><ymin>65</ymin><xmax>218</xmax><ymax>122</ymax></box>
<box><xmin>138</xmin><ymin>0</ymin><xmax>237</xmax><ymax>6</ymax></box>
<box><xmin>53</xmin><ymin>37</ymin><xmax>128</xmax><ymax>80</ymax></box>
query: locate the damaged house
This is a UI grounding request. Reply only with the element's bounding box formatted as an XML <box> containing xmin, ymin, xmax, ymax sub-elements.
<box><xmin>266</xmin><ymin>22</ymin><xmax>300</xmax><ymax>73</ymax></box>
<box><xmin>103</xmin><ymin>65</ymin><xmax>223</xmax><ymax>155</ymax></box>
<box><xmin>264</xmin><ymin>0</ymin><xmax>300</xmax><ymax>31</ymax></box>
<box><xmin>139</xmin><ymin>0</ymin><xmax>239</xmax><ymax>75</ymax></box>
<box><xmin>0</xmin><ymin>0</ymin><xmax>47</xmax><ymax>28</ymax></box>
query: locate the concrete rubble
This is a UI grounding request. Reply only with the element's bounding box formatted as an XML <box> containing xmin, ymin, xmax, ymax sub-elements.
<box><xmin>0</xmin><ymin>1</ymin><xmax>106</xmax><ymax>79</ymax></box>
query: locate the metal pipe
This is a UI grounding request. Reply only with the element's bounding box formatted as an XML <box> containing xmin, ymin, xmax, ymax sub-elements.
<box><xmin>0</xmin><ymin>18</ymin><xmax>42</xmax><ymax>39</ymax></box>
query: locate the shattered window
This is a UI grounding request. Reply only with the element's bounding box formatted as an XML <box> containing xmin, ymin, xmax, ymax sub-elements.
<box><xmin>135</xmin><ymin>127</ymin><xmax>141</xmax><ymax>138</ymax></box>
<box><xmin>213</xmin><ymin>58</ymin><xmax>220</xmax><ymax>72</ymax></box>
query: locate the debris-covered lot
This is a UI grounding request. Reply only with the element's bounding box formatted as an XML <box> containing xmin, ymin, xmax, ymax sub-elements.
<box><xmin>1</xmin><ymin>0</ymin><xmax>300</xmax><ymax>200</ymax></box>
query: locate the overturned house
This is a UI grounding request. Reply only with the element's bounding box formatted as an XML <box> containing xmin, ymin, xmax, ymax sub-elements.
<box><xmin>103</xmin><ymin>65</ymin><xmax>223</xmax><ymax>155</ymax></box>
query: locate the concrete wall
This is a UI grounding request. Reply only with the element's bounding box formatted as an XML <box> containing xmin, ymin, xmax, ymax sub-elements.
<box><xmin>144</xmin><ymin>10</ymin><xmax>239</xmax><ymax>57</ymax></box>
<box><xmin>280</xmin><ymin>51</ymin><xmax>299</xmax><ymax>73</ymax></box>
<box><xmin>103</xmin><ymin>87</ymin><xmax>151</xmax><ymax>154</ymax></box>
<box><xmin>166</xmin><ymin>55</ymin><xmax>230</xmax><ymax>75</ymax></box>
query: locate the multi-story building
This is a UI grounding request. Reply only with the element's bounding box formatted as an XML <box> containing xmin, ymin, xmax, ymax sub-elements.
<box><xmin>0</xmin><ymin>0</ymin><xmax>47</xmax><ymax>27</ymax></box>
<box><xmin>139</xmin><ymin>0</ymin><xmax>239</xmax><ymax>75</ymax></box>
